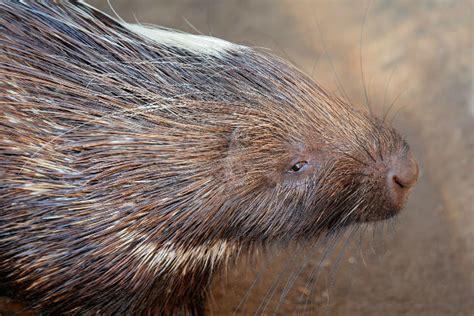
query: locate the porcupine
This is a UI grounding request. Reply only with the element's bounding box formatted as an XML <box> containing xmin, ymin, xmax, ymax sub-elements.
<box><xmin>0</xmin><ymin>1</ymin><xmax>418</xmax><ymax>314</ymax></box>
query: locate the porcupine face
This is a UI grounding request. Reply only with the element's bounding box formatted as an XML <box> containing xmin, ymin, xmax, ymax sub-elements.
<box><xmin>0</xmin><ymin>1</ymin><xmax>418</xmax><ymax>314</ymax></box>
<box><xmin>217</xmin><ymin>61</ymin><xmax>418</xmax><ymax>242</ymax></box>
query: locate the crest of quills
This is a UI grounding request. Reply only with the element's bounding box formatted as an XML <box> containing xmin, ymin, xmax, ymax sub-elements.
<box><xmin>0</xmin><ymin>1</ymin><xmax>418</xmax><ymax>315</ymax></box>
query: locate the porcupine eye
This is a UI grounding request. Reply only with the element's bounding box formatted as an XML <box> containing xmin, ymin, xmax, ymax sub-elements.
<box><xmin>289</xmin><ymin>161</ymin><xmax>308</xmax><ymax>173</ymax></box>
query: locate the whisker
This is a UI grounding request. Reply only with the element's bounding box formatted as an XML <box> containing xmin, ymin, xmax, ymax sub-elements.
<box><xmin>310</xmin><ymin>6</ymin><xmax>352</xmax><ymax>105</ymax></box>
<box><xmin>253</xmin><ymin>249</ymin><xmax>298</xmax><ymax>315</ymax></box>
<box><xmin>300</xmin><ymin>231</ymin><xmax>341</xmax><ymax>315</ymax></box>
<box><xmin>359</xmin><ymin>0</ymin><xmax>373</xmax><ymax>114</ymax></box>
<box><xmin>382</xmin><ymin>66</ymin><xmax>397</xmax><ymax>123</ymax></box>
<box><xmin>383</xmin><ymin>87</ymin><xmax>409</xmax><ymax>123</ymax></box>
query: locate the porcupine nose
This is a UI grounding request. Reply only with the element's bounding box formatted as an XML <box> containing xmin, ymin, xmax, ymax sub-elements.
<box><xmin>386</xmin><ymin>153</ymin><xmax>419</xmax><ymax>210</ymax></box>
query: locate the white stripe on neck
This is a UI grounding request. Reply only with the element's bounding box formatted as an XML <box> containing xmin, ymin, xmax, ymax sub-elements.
<box><xmin>126</xmin><ymin>24</ymin><xmax>239</xmax><ymax>56</ymax></box>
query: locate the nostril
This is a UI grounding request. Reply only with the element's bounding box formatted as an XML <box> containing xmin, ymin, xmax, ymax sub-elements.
<box><xmin>394</xmin><ymin>158</ymin><xmax>419</xmax><ymax>189</ymax></box>
<box><xmin>385</xmin><ymin>154</ymin><xmax>419</xmax><ymax>211</ymax></box>
<box><xmin>392</xmin><ymin>175</ymin><xmax>406</xmax><ymax>189</ymax></box>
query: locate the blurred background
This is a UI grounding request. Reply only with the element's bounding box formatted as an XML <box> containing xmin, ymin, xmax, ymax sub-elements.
<box><xmin>2</xmin><ymin>0</ymin><xmax>472</xmax><ymax>315</ymax></box>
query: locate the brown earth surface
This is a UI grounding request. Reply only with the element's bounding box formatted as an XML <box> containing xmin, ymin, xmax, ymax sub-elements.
<box><xmin>1</xmin><ymin>1</ymin><xmax>473</xmax><ymax>315</ymax></box>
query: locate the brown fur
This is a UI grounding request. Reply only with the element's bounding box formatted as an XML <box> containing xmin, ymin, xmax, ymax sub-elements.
<box><xmin>0</xmin><ymin>1</ymin><xmax>413</xmax><ymax>314</ymax></box>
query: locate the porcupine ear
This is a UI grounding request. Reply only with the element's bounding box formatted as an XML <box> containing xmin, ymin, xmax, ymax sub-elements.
<box><xmin>223</xmin><ymin>127</ymin><xmax>248</xmax><ymax>189</ymax></box>
<box><xmin>223</xmin><ymin>127</ymin><xmax>282</xmax><ymax>191</ymax></box>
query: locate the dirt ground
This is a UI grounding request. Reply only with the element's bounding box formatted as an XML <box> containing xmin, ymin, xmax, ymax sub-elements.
<box><xmin>1</xmin><ymin>0</ymin><xmax>473</xmax><ymax>315</ymax></box>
